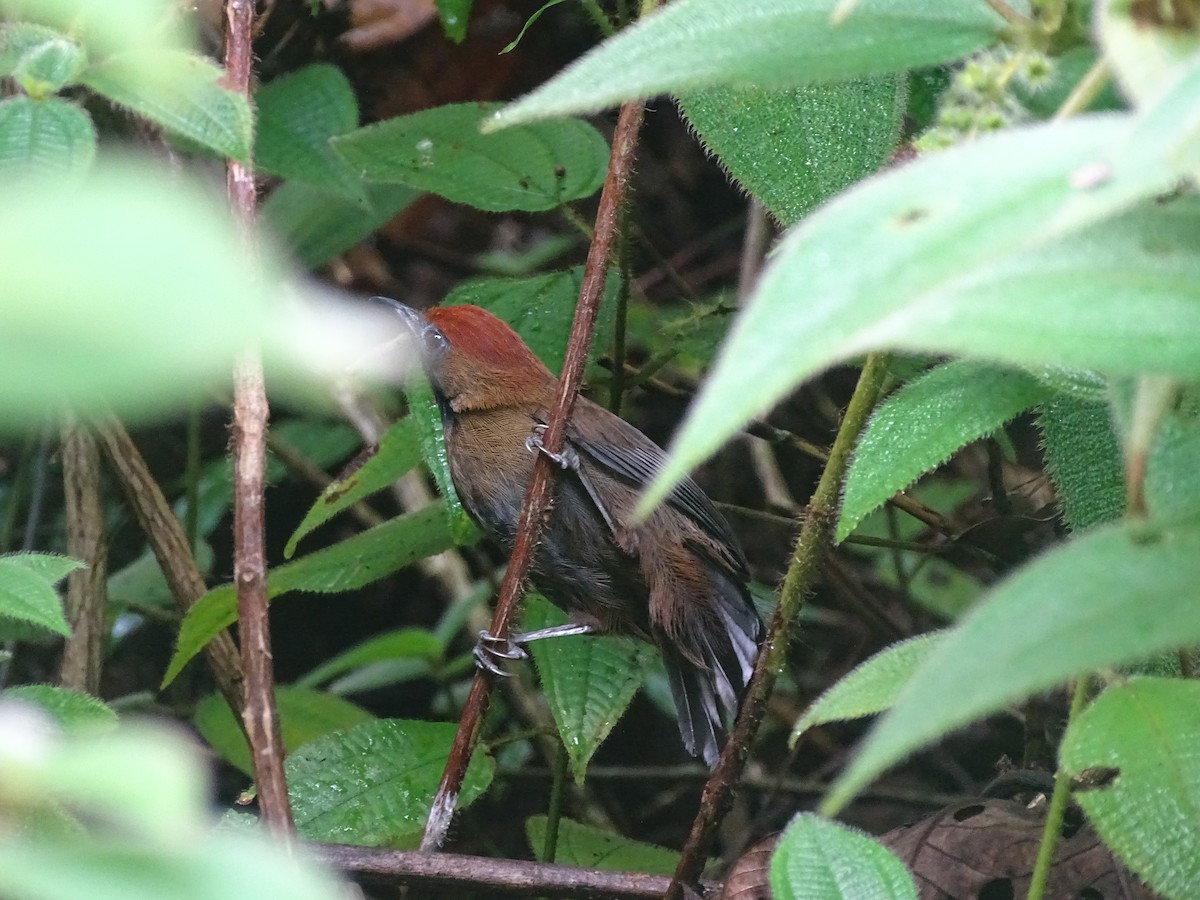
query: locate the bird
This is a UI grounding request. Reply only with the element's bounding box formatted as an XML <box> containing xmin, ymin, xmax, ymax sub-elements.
<box><xmin>379</xmin><ymin>298</ymin><xmax>763</xmax><ymax>768</ymax></box>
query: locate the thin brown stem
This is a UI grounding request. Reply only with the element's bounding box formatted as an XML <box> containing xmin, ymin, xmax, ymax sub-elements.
<box><xmin>59</xmin><ymin>422</ymin><xmax>107</xmax><ymax>694</ymax></box>
<box><xmin>420</xmin><ymin>99</ymin><xmax>646</xmax><ymax>852</ymax></box>
<box><xmin>666</xmin><ymin>352</ymin><xmax>894</xmax><ymax>899</ymax></box>
<box><xmin>96</xmin><ymin>421</ymin><xmax>244</xmax><ymax>715</ymax></box>
<box><xmin>312</xmin><ymin>842</ymin><xmax>712</xmax><ymax>898</ymax></box>
<box><xmin>224</xmin><ymin>0</ymin><xmax>293</xmax><ymax>836</ymax></box>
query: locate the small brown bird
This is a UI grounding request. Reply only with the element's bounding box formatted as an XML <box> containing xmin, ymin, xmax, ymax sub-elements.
<box><xmin>382</xmin><ymin>299</ymin><xmax>762</xmax><ymax>767</ymax></box>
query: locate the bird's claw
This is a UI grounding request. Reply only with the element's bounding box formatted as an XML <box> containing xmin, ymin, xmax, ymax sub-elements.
<box><xmin>525</xmin><ymin>424</ymin><xmax>577</xmax><ymax>470</ymax></box>
<box><xmin>472</xmin><ymin>629</ymin><xmax>528</xmax><ymax>676</ymax></box>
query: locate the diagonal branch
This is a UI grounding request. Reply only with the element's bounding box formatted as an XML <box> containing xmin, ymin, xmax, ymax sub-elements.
<box><xmin>96</xmin><ymin>421</ymin><xmax>245</xmax><ymax>715</ymax></box>
<box><xmin>665</xmin><ymin>351</ymin><xmax>895</xmax><ymax>899</ymax></box>
<box><xmin>420</xmin><ymin>98</ymin><xmax>646</xmax><ymax>852</ymax></box>
<box><xmin>223</xmin><ymin>0</ymin><xmax>293</xmax><ymax>835</ymax></box>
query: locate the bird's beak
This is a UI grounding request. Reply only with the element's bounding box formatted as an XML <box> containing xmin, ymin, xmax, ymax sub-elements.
<box><xmin>362</xmin><ymin>296</ymin><xmax>425</xmax><ymax>382</ymax></box>
<box><xmin>372</xmin><ymin>296</ymin><xmax>425</xmax><ymax>335</ymax></box>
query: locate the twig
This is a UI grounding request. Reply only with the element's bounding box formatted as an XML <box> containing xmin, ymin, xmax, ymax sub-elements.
<box><xmin>1052</xmin><ymin>57</ymin><xmax>1111</xmax><ymax>122</ymax></box>
<box><xmin>1026</xmin><ymin>676</ymin><xmax>1090</xmax><ymax>900</ymax></box>
<box><xmin>224</xmin><ymin>0</ymin><xmax>293</xmax><ymax>836</ymax></box>
<box><xmin>311</xmin><ymin>843</ymin><xmax>712</xmax><ymax>899</ymax></box>
<box><xmin>419</xmin><ymin>98</ymin><xmax>646</xmax><ymax>852</ymax></box>
<box><xmin>983</xmin><ymin>0</ymin><xmax>1032</xmax><ymax>28</ymax></box>
<box><xmin>96</xmin><ymin>421</ymin><xmax>244</xmax><ymax>715</ymax></box>
<box><xmin>666</xmin><ymin>352</ymin><xmax>894</xmax><ymax>899</ymax></box>
<box><xmin>59</xmin><ymin>421</ymin><xmax>107</xmax><ymax>694</ymax></box>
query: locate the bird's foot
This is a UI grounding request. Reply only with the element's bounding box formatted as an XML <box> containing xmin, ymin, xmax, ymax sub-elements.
<box><xmin>473</xmin><ymin>630</ymin><xmax>528</xmax><ymax>677</ymax></box>
<box><xmin>524</xmin><ymin>424</ymin><xmax>578</xmax><ymax>470</ymax></box>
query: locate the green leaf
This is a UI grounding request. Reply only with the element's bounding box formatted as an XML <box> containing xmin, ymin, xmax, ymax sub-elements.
<box><xmin>1145</xmin><ymin>388</ymin><xmax>1200</xmax><ymax>523</ymax></box>
<box><xmin>678</xmin><ymin>76</ymin><xmax>905</xmax><ymax>227</ymax></box>
<box><xmin>0</xmin><ymin>160</ymin><xmax>280</xmax><ymax>427</ymax></box>
<box><xmin>771</xmin><ymin>814</ymin><xmax>917</xmax><ymax>900</ymax></box>
<box><xmin>194</xmin><ymin>686</ymin><xmax>373</xmax><ymax>776</ymax></box>
<box><xmin>81</xmin><ymin>50</ymin><xmax>253</xmax><ymax>161</ymax></box>
<box><xmin>434</xmin><ymin>0</ymin><xmax>473</xmax><ymax>42</ymax></box>
<box><xmin>790</xmin><ymin>633</ymin><xmax>943</xmax><ymax>744</ymax></box>
<box><xmin>641</xmin><ymin>112</ymin><xmax>1197</xmax><ymax>513</ymax></box>
<box><xmin>487</xmin><ymin>0</ymin><xmax>1002</xmax><ymax>130</ymax></box>
<box><xmin>0</xmin><ymin>836</ymin><xmax>344</xmax><ymax>900</ymax></box>
<box><xmin>262</xmin><ymin>180</ymin><xmax>418</xmax><ymax>270</ymax></box>
<box><xmin>1060</xmin><ymin>677</ymin><xmax>1200</xmax><ymax>900</ymax></box>
<box><xmin>4</xmin><ymin>552</ymin><xmax>85</xmax><ymax>585</ymax></box>
<box><xmin>0</xmin><ymin>0</ymin><xmax>192</xmax><ymax>58</ymax></box>
<box><xmin>333</xmin><ymin>102</ymin><xmax>609</xmax><ymax>212</ymax></box>
<box><xmin>285</xmin><ymin>417</ymin><xmax>421</xmax><ymax>557</ymax></box>
<box><xmin>407</xmin><ymin>377</ymin><xmax>481</xmax><ymax>546</ymax></box>
<box><xmin>442</xmin><ymin>266</ymin><xmax>619</xmax><ymax>373</ymax></box>
<box><xmin>9</xmin><ymin>31</ymin><xmax>86</xmax><ymax>96</ymax></box>
<box><xmin>0</xmin><ymin>553</ymin><xmax>79</xmax><ymax>636</ymax></box>
<box><xmin>2</xmin><ymin>684</ymin><xmax>118</xmax><ymax>733</ymax></box>
<box><xmin>288</xmin><ymin>719</ymin><xmax>494</xmax><ymax>847</ymax></box>
<box><xmin>0</xmin><ymin>22</ymin><xmax>76</xmax><ymax>77</ymax></box>
<box><xmin>295</xmin><ymin>627</ymin><xmax>444</xmax><ymax>691</ymax></box>
<box><xmin>526</xmin><ymin>815</ymin><xmax>679</xmax><ymax>873</ymax></box>
<box><xmin>524</xmin><ymin>594</ymin><xmax>657</xmax><ymax>782</ymax></box>
<box><xmin>1037</xmin><ymin>395</ymin><xmax>1125</xmax><ymax>532</ymax></box>
<box><xmin>824</xmin><ymin>516</ymin><xmax>1200</xmax><ymax>813</ymax></box>
<box><xmin>163</xmin><ymin>504</ymin><xmax>454</xmax><ymax>686</ymax></box>
<box><xmin>255</xmin><ymin>63</ymin><xmax>364</xmax><ymax>200</ymax></box>
<box><xmin>838</xmin><ymin>361</ymin><xmax>1053</xmax><ymax>541</ymax></box>
<box><xmin>0</xmin><ymin>721</ymin><xmax>208</xmax><ymax>839</ymax></box>
<box><xmin>0</xmin><ymin>95</ymin><xmax>95</xmax><ymax>176</ymax></box>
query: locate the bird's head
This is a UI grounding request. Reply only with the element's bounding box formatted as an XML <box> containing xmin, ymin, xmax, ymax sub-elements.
<box><xmin>375</xmin><ymin>299</ymin><xmax>554</xmax><ymax>411</ymax></box>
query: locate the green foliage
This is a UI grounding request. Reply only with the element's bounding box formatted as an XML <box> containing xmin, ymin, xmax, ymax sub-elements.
<box><xmin>6</xmin><ymin>0</ymin><xmax>1200</xmax><ymax>892</ymax></box>
<box><xmin>526</xmin><ymin>815</ymin><xmax>680</xmax><ymax>872</ymax></box>
<box><xmin>442</xmin><ymin>267</ymin><xmax>620</xmax><ymax>373</ymax></box>
<box><xmin>643</xmin><ymin>121</ymin><xmax>1200</xmax><ymax>510</ymax></box>
<box><xmin>2</xmin><ymin>684</ymin><xmax>118</xmax><ymax>733</ymax></box>
<box><xmin>1037</xmin><ymin>395</ymin><xmax>1126</xmax><ymax>531</ymax></box>
<box><xmin>489</xmin><ymin>0</ymin><xmax>1003</xmax><ymax>129</ymax></box>
<box><xmin>285</xmin><ymin>417</ymin><xmax>421</xmax><ymax>557</ymax></box>
<box><xmin>0</xmin><ymin>161</ymin><xmax>296</xmax><ymax>427</ymax></box>
<box><xmin>255</xmin><ymin>63</ymin><xmax>365</xmax><ymax>200</ymax></box>
<box><xmin>262</xmin><ymin>181</ymin><xmax>418</xmax><ymax>270</ymax></box>
<box><xmin>790</xmin><ymin>633</ymin><xmax>943</xmax><ymax>744</ymax></box>
<box><xmin>287</xmin><ymin>719</ymin><xmax>494</xmax><ymax>847</ymax></box>
<box><xmin>770</xmin><ymin>814</ymin><xmax>917</xmax><ymax>900</ymax></box>
<box><xmin>194</xmin><ymin>687</ymin><xmax>373</xmax><ymax>776</ymax></box>
<box><xmin>838</xmin><ymin>361</ymin><xmax>1053</xmax><ymax>541</ymax></box>
<box><xmin>0</xmin><ymin>95</ymin><xmax>95</xmax><ymax>176</ymax></box>
<box><xmin>825</xmin><ymin>516</ymin><xmax>1200</xmax><ymax>814</ymax></box>
<box><xmin>1060</xmin><ymin>678</ymin><xmax>1200</xmax><ymax>898</ymax></box>
<box><xmin>434</xmin><ymin>0</ymin><xmax>473</xmax><ymax>42</ymax></box>
<box><xmin>80</xmin><ymin>51</ymin><xmax>253</xmax><ymax>161</ymax></box>
<box><xmin>333</xmin><ymin>102</ymin><xmax>610</xmax><ymax>211</ymax></box>
<box><xmin>164</xmin><ymin>503</ymin><xmax>456</xmax><ymax>686</ymax></box>
<box><xmin>0</xmin><ymin>711</ymin><xmax>343</xmax><ymax>899</ymax></box>
<box><xmin>0</xmin><ymin>553</ymin><xmax>81</xmax><ymax>637</ymax></box>
<box><xmin>679</xmin><ymin>76</ymin><xmax>906</xmax><ymax>226</ymax></box>
<box><xmin>523</xmin><ymin>595</ymin><xmax>657</xmax><ymax>782</ymax></box>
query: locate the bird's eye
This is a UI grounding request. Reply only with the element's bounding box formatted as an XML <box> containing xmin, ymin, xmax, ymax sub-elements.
<box><xmin>422</xmin><ymin>326</ymin><xmax>449</xmax><ymax>357</ymax></box>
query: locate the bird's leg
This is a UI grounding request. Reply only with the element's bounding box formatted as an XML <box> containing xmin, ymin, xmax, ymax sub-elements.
<box><xmin>473</xmin><ymin>622</ymin><xmax>597</xmax><ymax>675</ymax></box>
<box><xmin>525</xmin><ymin>424</ymin><xmax>619</xmax><ymax>536</ymax></box>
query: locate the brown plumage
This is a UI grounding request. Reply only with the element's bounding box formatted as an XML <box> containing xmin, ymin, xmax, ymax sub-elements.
<box><xmin>383</xmin><ymin>299</ymin><xmax>763</xmax><ymax>767</ymax></box>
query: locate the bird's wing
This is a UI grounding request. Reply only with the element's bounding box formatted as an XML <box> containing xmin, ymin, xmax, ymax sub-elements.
<box><xmin>559</xmin><ymin>407</ymin><xmax>750</xmax><ymax>575</ymax></box>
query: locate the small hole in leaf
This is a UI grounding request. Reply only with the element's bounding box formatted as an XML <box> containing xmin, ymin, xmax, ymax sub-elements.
<box><xmin>978</xmin><ymin>878</ymin><xmax>1014</xmax><ymax>900</ymax></box>
<box><xmin>953</xmin><ymin>803</ymin><xmax>986</xmax><ymax>821</ymax></box>
<box><xmin>893</xmin><ymin>207</ymin><xmax>928</xmax><ymax>227</ymax></box>
<box><xmin>1061</xmin><ymin>806</ymin><xmax>1085</xmax><ymax>838</ymax></box>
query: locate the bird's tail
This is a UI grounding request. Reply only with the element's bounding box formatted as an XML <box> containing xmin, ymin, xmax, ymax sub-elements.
<box><xmin>663</xmin><ymin>589</ymin><xmax>762</xmax><ymax>769</ymax></box>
